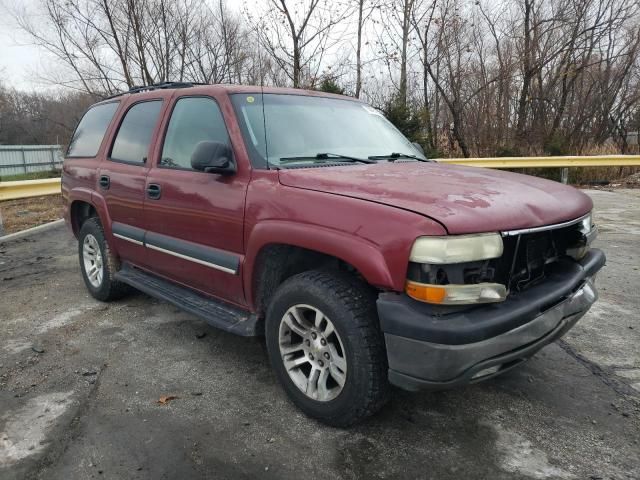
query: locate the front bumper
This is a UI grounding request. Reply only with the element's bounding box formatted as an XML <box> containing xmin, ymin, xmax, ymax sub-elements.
<box><xmin>378</xmin><ymin>249</ymin><xmax>605</xmax><ymax>391</ymax></box>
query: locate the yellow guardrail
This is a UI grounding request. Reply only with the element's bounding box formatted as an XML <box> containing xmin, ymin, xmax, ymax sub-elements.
<box><xmin>0</xmin><ymin>155</ymin><xmax>639</xmax><ymax>201</ymax></box>
<box><xmin>0</xmin><ymin>178</ymin><xmax>62</xmax><ymax>201</ymax></box>
<box><xmin>437</xmin><ymin>155</ymin><xmax>640</xmax><ymax>168</ymax></box>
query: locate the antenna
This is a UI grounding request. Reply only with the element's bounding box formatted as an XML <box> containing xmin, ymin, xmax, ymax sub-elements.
<box><xmin>257</xmin><ymin>24</ymin><xmax>270</xmax><ymax>170</ymax></box>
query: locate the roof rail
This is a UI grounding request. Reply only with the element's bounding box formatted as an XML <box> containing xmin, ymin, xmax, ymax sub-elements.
<box><xmin>104</xmin><ymin>81</ymin><xmax>208</xmax><ymax>100</ymax></box>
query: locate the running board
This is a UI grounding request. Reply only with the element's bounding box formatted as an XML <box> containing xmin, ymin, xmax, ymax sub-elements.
<box><xmin>114</xmin><ymin>264</ymin><xmax>261</xmax><ymax>336</ymax></box>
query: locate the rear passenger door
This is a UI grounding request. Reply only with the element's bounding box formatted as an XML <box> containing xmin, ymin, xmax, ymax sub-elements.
<box><xmin>98</xmin><ymin>99</ymin><xmax>164</xmax><ymax>267</ymax></box>
<box><xmin>143</xmin><ymin>95</ymin><xmax>249</xmax><ymax>306</ymax></box>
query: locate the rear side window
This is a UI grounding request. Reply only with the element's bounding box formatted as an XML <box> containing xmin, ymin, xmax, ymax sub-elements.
<box><xmin>160</xmin><ymin>97</ymin><xmax>230</xmax><ymax>170</ymax></box>
<box><xmin>110</xmin><ymin>100</ymin><xmax>162</xmax><ymax>164</ymax></box>
<box><xmin>67</xmin><ymin>102</ymin><xmax>119</xmax><ymax>157</ymax></box>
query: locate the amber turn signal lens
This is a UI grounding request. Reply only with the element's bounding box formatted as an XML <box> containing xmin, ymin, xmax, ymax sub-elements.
<box><xmin>405</xmin><ymin>280</ymin><xmax>507</xmax><ymax>305</ymax></box>
<box><xmin>405</xmin><ymin>281</ymin><xmax>446</xmax><ymax>303</ymax></box>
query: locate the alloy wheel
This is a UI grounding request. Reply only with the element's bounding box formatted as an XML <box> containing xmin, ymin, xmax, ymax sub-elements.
<box><xmin>278</xmin><ymin>304</ymin><xmax>348</xmax><ymax>402</ymax></box>
<box><xmin>82</xmin><ymin>233</ymin><xmax>104</xmax><ymax>288</ymax></box>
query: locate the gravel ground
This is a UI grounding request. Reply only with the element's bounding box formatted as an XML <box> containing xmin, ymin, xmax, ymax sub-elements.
<box><xmin>0</xmin><ymin>189</ymin><xmax>638</xmax><ymax>480</ymax></box>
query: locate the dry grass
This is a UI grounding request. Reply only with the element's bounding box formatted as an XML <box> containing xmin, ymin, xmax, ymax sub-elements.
<box><xmin>570</xmin><ymin>166</ymin><xmax>640</xmax><ymax>185</ymax></box>
<box><xmin>0</xmin><ymin>195</ymin><xmax>63</xmax><ymax>236</ymax></box>
<box><xmin>0</xmin><ymin>170</ymin><xmax>61</xmax><ymax>182</ymax></box>
<box><xmin>515</xmin><ymin>166</ymin><xmax>640</xmax><ymax>185</ymax></box>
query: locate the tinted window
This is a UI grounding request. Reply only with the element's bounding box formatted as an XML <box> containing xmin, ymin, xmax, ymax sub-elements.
<box><xmin>160</xmin><ymin>97</ymin><xmax>230</xmax><ymax>169</ymax></box>
<box><xmin>110</xmin><ymin>101</ymin><xmax>162</xmax><ymax>164</ymax></box>
<box><xmin>67</xmin><ymin>102</ymin><xmax>119</xmax><ymax>157</ymax></box>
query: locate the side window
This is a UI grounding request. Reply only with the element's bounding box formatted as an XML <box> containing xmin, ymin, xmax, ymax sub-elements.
<box><xmin>110</xmin><ymin>100</ymin><xmax>162</xmax><ymax>164</ymax></box>
<box><xmin>67</xmin><ymin>102</ymin><xmax>119</xmax><ymax>157</ymax></box>
<box><xmin>160</xmin><ymin>97</ymin><xmax>230</xmax><ymax>169</ymax></box>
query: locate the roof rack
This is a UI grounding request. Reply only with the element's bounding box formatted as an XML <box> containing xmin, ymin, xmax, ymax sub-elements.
<box><xmin>104</xmin><ymin>81</ymin><xmax>207</xmax><ymax>100</ymax></box>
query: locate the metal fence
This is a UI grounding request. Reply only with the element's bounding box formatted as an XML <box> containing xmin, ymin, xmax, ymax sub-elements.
<box><xmin>0</xmin><ymin>145</ymin><xmax>63</xmax><ymax>177</ymax></box>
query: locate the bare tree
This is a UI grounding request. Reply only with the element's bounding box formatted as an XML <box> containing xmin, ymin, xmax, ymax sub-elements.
<box><xmin>353</xmin><ymin>0</ymin><xmax>380</xmax><ymax>98</ymax></box>
<box><xmin>413</xmin><ymin>0</ymin><xmax>479</xmax><ymax>157</ymax></box>
<box><xmin>378</xmin><ymin>0</ymin><xmax>418</xmax><ymax>107</ymax></box>
<box><xmin>246</xmin><ymin>0</ymin><xmax>349</xmax><ymax>88</ymax></box>
<box><xmin>12</xmin><ymin>0</ymin><xmax>251</xmax><ymax>94</ymax></box>
<box><xmin>6</xmin><ymin>0</ymin><xmax>640</xmax><ymax>158</ymax></box>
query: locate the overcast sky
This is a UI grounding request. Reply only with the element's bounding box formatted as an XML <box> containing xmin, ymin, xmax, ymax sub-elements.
<box><xmin>1</xmin><ymin>39</ymin><xmax>44</xmax><ymax>91</ymax></box>
<box><xmin>0</xmin><ymin>0</ymin><xmax>250</xmax><ymax>92</ymax></box>
<box><xmin>1</xmin><ymin>0</ymin><xmax>45</xmax><ymax>91</ymax></box>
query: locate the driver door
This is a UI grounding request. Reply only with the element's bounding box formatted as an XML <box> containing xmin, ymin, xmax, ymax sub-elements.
<box><xmin>143</xmin><ymin>95</ymin><xmax>248</xmax><ymax>306</ymax></box>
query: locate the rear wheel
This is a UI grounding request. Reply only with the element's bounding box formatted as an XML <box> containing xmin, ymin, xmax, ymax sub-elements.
<box><xmin>78</xmin><ymin>218</ymin><xmax>130</xmax><ymax>301</ymax></box>
<box><xmin>265</xmin><ymin>270</ymin><xmax>389</xmax><ymax>427</ymax></box>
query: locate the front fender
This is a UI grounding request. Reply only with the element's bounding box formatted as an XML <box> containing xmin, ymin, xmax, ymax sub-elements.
<box><xmin>243</xmin><ymin>220</ymin><xmax>398</xmax><ymax>309</ymax></box>
<box><xmin>242</xmin><ymin>175</ymin><xmax>448</xmax><ymax>309</ymax></box>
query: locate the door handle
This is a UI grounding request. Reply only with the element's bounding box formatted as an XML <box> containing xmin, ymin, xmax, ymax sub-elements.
<box><xmin>99</xmin><ymin>175</ymin><xmax>110</xmax><ymax>190</ymax></box>
<box><xmin>147</xmin><ymin>183</ymin><xmax>161</xmax><ymax>200</ymax></box>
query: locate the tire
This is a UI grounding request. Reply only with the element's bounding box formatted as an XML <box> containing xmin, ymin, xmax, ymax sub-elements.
<box><xmin>265</xmin><ymin>270</ymin><xmax>389</xmax><ymax>427</ymax></box>
<box><xmin>78</xmin><ymin>217</ymin><xmax>130</xmax><ymax>302</ymax></box>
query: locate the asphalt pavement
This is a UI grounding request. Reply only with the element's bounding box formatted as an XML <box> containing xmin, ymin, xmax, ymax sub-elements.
<box><xmin>0</xmin><ymin>189</ymin><xmax>638</xmax><ymax>480</ymax></box>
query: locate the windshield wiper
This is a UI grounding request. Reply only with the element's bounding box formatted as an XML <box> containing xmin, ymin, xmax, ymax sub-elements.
<box><xmin>280</xmin><ymin>153</ymin><xmax>376</xmax><ymax>164</ymax></box>
<box><xmin>368</xmin><ymin>152</ymin><xmax>431</xmax><ymax>162</ymax></box>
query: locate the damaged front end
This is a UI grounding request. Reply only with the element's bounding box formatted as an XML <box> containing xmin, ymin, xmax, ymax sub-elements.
<box><xmin>405</xmin><ymin>213</ymin><xmax>598</xmax><ymax>303</ymax></box>
<box><xmin>498</xmin><ymin>212</ymin><xmax>597</xmax><ymax>293</ymax></box>
<box><xmin>379</xmin><ymin>212</ymin><xmax>605</xmax><ymax>391</ymax></box>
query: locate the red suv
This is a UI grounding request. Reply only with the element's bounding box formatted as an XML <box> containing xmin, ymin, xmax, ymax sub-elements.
<box><xmin>62</xmin><ymin>82</ymin><xmax>604</xmax><ymax>426</ymax></box>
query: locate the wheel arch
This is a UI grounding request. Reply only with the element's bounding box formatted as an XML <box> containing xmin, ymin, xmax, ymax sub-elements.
<box><xmin>243</xmin><ymin>221</ymin><xmax>398</xmax><ymax>316</ymax></box>
<box><xmin>69</xmin><ymin>200</ymin><xmax>97</xmax><ymax>238</ymax></box>
<box><xmin>68</xmin><ymin>190</ymin><xmax>112</xmax><ymax>239</ymax></box>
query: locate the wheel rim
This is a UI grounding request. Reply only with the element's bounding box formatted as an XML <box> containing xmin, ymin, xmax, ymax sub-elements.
<box><xmin>82</xmin><ymin>234</ymin><xmax>104</xmax><ymax>288</ymax></box>
<box><xmin>278</xmin><ymin>304</ymin><xmax>347</xmax><ymax>402</ymax></box>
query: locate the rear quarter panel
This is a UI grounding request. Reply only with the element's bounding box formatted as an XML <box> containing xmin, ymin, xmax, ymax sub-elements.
<box><xmin>62</xmin><ymin>158</ymin><xmax>102</xmax><ymax>235</ymax></box>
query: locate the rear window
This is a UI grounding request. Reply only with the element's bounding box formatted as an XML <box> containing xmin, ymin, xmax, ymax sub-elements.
<box><xmin>67</xmin><ymin>102</ymin><xmax>119</xmax><ymax>157</ymax></box>
<box><xmin>110</xmin><ymin>101</ymin><xmax>163</xmax><ymax>164</ymax></box>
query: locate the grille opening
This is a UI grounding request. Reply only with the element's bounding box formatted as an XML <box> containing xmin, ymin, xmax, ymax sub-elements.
<box><xmin>494</xmin><ymin>221</ymin><xmax>585</xmax><ymax>293</ymax></box>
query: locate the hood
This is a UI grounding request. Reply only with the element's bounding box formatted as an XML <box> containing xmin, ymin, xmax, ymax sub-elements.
<box><xmin>278</xmin><ymin>162</ymin><xmax>592</xmax><ymax>235</ymax></box>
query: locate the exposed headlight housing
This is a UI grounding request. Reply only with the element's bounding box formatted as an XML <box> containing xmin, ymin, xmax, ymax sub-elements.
<box><xmin>406</xmin><ymin>233</ymin><xmax>506</xmax><ymax>305</ymax></box>
<box><xmin>579</xmin><ymin>212</ymin><xmax>593</xmax><ymax>233</ymax></box>
<box><xmin>409</xmin><ymin>233</ymin><xmax>504</xmax><ymax>264</ymax></box>
<box><xmin>567</xmin><ymin>213</ymin><xmax>596</xmax><ymax>260</ymax></box>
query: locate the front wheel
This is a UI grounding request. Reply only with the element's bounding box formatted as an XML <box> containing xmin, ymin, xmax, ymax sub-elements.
<box><xmin>265</xmin><ymin>270</ymin><xmax>389</xmax><ymax>427</ymax></box>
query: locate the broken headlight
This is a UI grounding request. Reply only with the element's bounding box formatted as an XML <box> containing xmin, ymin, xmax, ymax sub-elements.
<box><xmin>406</xmin><ymin>233</ymin><xmax>506</xmax><ymax>305</ymax></box>
<box><xmin>566</xmin><ymin>213</ymin><xmax>597</xmax><ymax>260</ymax></box>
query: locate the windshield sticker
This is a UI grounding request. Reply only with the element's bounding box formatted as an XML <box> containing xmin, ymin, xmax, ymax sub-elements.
<box><xmin>246</xmin><ymin>96</ymin><xmax>255</xmax><ymax>103</ymax></box>
<box><xmin>362</xmin><ymin>105</ymin><xmax>384</xmax><ymax>116</ymax></box>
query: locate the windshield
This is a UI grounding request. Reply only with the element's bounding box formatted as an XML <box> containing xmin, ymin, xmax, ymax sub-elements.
<box><xmin>230</xmin><ymin>93</ymin><xmax>425</xmax><ymax>168</ymax></box>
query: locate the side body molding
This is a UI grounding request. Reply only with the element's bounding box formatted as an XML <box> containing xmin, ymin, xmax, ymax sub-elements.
<box><xmin>111</xmin><ymin>222</ymin><xmax>240</xmax><ymax>275</ymax></box>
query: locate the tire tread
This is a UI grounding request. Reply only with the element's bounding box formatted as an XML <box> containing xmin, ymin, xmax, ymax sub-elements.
<box><xmin>267</xmin><ymin>269</ymin><xmax>389</xmax><ymax>427</ymax></box>
<box><xmin>79</xmin><ymin>218</ymin><xmax>130</xmax><ymax>301</ymax></box>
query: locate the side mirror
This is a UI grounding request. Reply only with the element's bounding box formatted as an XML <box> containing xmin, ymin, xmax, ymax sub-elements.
<box><xmin>412</xmin><ymin>142</ymin><xmax>425</xmax><ymax>156</ymax></box>
<box><xmin>191</xmin><ymin>141</ymin><xmax>236</xmax><ymax>175</ymax></box>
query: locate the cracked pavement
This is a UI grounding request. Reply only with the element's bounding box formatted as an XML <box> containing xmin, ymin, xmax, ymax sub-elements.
<box><xmin>0</xmin><ymin>189</ymin><xmax>638</xmax><ymax>479</ymax></box>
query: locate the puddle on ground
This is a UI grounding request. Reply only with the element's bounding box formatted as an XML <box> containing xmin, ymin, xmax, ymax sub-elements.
<box><xmin>0</xmin><ymin>391</ymin><xmax>74</xmax><ymax>467</ymax></box>
<box><xmin>482</xmin><ymin>420</ymin><xmax>573</xmax><ymax>479</ymax></box>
